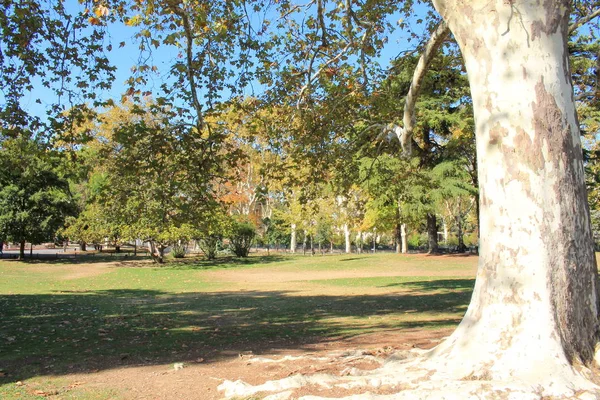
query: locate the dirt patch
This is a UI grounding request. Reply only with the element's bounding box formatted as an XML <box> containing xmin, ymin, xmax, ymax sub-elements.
<box><xmin>205</xmin><ymin>256</ymin><xmax>477</xmax><ymax>284</ymax></box>
<box><xmin>7</xmin><ymin>262</ymin><xmax>116</xmax><ymax>281</ymax></box>
<box><xmin>53</xmin><ymin>328</ymin><xmax>452</xmax><ymax>400</ymax></box>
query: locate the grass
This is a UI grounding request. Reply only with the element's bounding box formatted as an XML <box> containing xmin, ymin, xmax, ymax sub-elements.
<box><xmin>0</xmin><ymin>252</ymin><xmax>477</xmax><ymax>399</ymax></box>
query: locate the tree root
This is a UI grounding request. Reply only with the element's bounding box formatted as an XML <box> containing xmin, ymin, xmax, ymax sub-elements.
<box><xmin>218</xmin><ymin>348</ymin><xmax>600</xmax><ymax>399</ymax></box>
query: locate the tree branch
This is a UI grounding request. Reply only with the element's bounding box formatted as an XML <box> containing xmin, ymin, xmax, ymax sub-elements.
<box><xmin>395</xmin><ymin>21</ymin><xmax>450</xmax><ymax>154</ymax></box>
<box><xmin>569</xmin><ymin>8</ymin><xmax>600</xmax><ymax>35</ymax></box>
<box><xmin>168</xmin><ymin>3</ymin><xmax>205</xmax><ymax>131</ymax></box>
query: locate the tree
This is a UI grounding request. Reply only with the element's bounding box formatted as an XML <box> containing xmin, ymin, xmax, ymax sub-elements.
<box><xmin>0</xmin><ymin>137</ymin><xmax>75</xmax><ymax>259</ymax></box>
<box><xmin>220</xmin><ymin>1</ymin><xmax>600</xmax><ymax>397</ymax></box>
<box><xmin>416</xmin><ymin>1</ymin><xmax>599</xmax><ymax>389</ymax></box>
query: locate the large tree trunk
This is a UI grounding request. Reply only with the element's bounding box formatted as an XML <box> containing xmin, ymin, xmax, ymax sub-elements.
<box><xmin>79</xmin><ymin>241</ymin><xmax>86</xmax><ymax>252</ymax></box>
<box><xmin>426</xmin><ymin>213</ymin><xmax>438</xmax><ymax>254</ymax></box>
<box><xmin>217</xmin><ymin>2</ymin><xmax>600</xmax><ymax>398</ymax></box>
<box><xmin>290</xmin><ymin>223</ymin><xmax>297</xmax><ymax>253</ymax></box>
<box><xmin>343</xmin><ymin>223</ymin><xmax>351</xmax><ymax>253</ymax></box>
<box><xmin>430</xmin><ymin>0</ymin><xmax>600</xmax><ymax>386</ymax></box>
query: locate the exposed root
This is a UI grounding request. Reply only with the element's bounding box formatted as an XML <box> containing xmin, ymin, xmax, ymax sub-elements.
<box><xmin>218</xmin><ymin>347</ymin><xmax>600</xmax><ymax>400</ymax></box>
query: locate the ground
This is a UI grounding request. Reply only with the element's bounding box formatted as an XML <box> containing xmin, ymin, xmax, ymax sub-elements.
<box><xmin>0</xmin><ymin>252</ymin><xmax>478</xmax><ymax>399</ymax></box>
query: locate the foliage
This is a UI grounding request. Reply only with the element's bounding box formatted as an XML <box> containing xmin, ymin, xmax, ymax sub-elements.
<box><xmin>0</xmin><ymin>137</ymin><xmax>75</xmax><ymax>257</ymax></box>
<box><xmin>198</xmin><ymin>235</ymin><xmax>222</xmax><ymax>260</ymax></box>
<box><xmin>228</xmin><ymin>217</ymin><xmax>256</xmax><ymax>257</ymax></box>
<box><xmin>171</xmin><ymin>243</ymin><xmax>187</xmax><ymax>259</ymax></box>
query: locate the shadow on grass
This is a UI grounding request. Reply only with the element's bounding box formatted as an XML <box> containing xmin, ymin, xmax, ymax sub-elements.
<box><xmin>383</xmin><ymin>279</ymin><xmax>476</xmax><ymax>291</ymax></box>
<box><xmin>0</xmin><ymin>281</ymin><xmax>472</xmax><ymax>383</ymax></box>
<box><xmin>120</xmin><ymin>254</ymin><xmax>289</xmax><ymax>270</ymax></box>
<box><xmin>1</xmin><ymin>253</ymin><xmax>152</xmax><ymax>265</ymax></box>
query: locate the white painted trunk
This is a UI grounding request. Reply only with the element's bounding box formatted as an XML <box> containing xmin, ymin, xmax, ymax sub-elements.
<box><xmin>429</xmin><ymin>0</ymin><xmax>600</xmax><ymax>387</ymax></box>
<box><xmin>290</xmin><ymin>223</ymin><xmax>297</xmax><ymax>253</ymax></box>
<box><xmin>343</xmin><ymin>224</ymin><xmax>351</xmax><ymax>254</ymax></box>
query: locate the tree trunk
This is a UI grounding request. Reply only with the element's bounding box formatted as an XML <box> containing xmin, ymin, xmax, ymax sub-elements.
<box><xmin>395</xmin><ymin>222</ymin><xmax>402</xmax><ymax>254</ymax></box>
<box><xmin>157</xmin><ymin>245</ymin><xmax>165</xmax><ymax>263</ymax></box>
<box><xmin>401</xmin><ymin>224</ymin><xmax>408</xmax><ymax>254</ymax></box>
<box><xmin>115</xmin><ymin>245</ymin><xmax>120</xmax><ymax>253</ymax></box>
<box><xmin>442</xmin><ymin>219</ymin><xmax>448</xmax><ymax>246</ymax></box>
<box><xmin>430</xmin><ymin>0</ymin><xmax>600</xmax><ymax>386</ymax></box>
<box><xmin>372</xmin><ymin>229</ymin><xmax>376</xmax><ymax>253</ymax></box>
<box><xmin>79</xmin><ymin>241</ymin><xmax>86</xmax><ymax>252</ymax></box>
<box><xmin>343</xmin><ymin>223</ymin><xmax>351</xmax><ymax>254</ymax></box>
<box><xmin>19</xmin><ymin>240</ymin><xmax>25</xmax><ymax>260</ymax></box>
<box><xmin>290</xmin><ymin>223</ymin><xmax>297</xmax><ymax>253</ymax></box>
<box><xmin>426</xmin><ymin>213</ymin><xmax>438</xmax><ymax>254</ymax></box>
<box><xmin>456</xmin><ymin>215</ymin><xmax>466</xmax><ymax>252</ymax></box>
<box><xmin>302</xmin><ymin>230</ymin><xmax>307</xmax><ymax>256</ymax></box>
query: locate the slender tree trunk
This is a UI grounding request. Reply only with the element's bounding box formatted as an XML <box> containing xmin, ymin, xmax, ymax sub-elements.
<box><xmin>302</xmin><ymin>230</ymin><xmax>307</xmax><ymax>256</ymax></box>
<box><xmin>290</xmin><ymin>223</ymin><xmax>297</xmax><ymax>253</ymax></box>
<box><xmin>343</xmin><ymin>223</ymin><xmax>351</xmax><ymax>253</ymax></box>
<box><xmin>395</xmin><ymin>222</ymin><xmax>402</xmax><ymax>254</ymax></box>
<box><xmin>19</xmin><ymin>240</ymin><xmax>25</xmax><ymax>260</ymax></box>
<box><xmin>442</xmin><ymin>219</ymin><xmax>448</xmax><ymax>246</ymax></box>
<box><xmin>401</xmin><ymin>224</ymin><xmax>408</xmax><ymax>254</ymax></box>
<box><xmin>426</xmin><ymin>213</ymin><xmax>438</xmax><ymax>254</ymax></box>
<box><xmin>430</xmin><ymin>0</ymin><xmax>600</xmax><ymax>384</ymax></box>
<box><xmin>372</xmin><ymin>229</ymin><xmax>377</xmax><ymax>253</ymax></box>
<box><xmin>456</xmin><ymin>215</ymin><xmax>466</xmax><ymax>252</ymax></box>
<box><xmin>115</xmin><ymin>245</ymin><xmax>120</xmax><ymax>253</ymax></box>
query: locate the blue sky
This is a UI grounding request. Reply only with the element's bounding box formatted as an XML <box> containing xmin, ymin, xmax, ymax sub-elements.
<box><xmin>19</xmin><ymin>1</ymin><xmax>433</xmax><ymax>121</ymax></box>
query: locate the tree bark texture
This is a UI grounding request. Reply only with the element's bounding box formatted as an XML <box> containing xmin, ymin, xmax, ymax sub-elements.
<box><xmin>431</xmin><ymin>0</ymin><xmax>600</xmax><ymax>380</ymax></box>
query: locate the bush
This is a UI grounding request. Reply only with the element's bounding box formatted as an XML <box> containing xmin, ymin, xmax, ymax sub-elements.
<box><xmin>171</xmin><ymin>243</ymin><xmax>186</xmax><ymax>258</ymax></box>
<box><xmin>229</xmin><ymin>219</ymin><xmax>256</xmax><ymax>257</ymax></box>
<box><xmin>199</xmin><ymin>235</ymin><xmax>221</xmax><ymax>260</ymax></box>
<box><xmin>407</xmin><ymin>232</ymin><xmax>428</xmax><ymax>250</ymax></box>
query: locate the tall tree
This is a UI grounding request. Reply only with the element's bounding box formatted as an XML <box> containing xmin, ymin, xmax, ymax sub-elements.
<box><xmin>0</xmin><ymin>137</ymin><xmax>74</xmax><ymax>259</ymax></box>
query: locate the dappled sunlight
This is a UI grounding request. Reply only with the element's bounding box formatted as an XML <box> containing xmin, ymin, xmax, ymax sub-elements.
<box><xmin>0</xmin><ymin>282</ymin><xmax>472</xmax><ymax>383</ymax></box>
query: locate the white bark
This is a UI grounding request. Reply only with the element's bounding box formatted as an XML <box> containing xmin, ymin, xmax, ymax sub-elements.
<box><xmin>290</xmin><ymin>223</ymin><xmax>297</xmax><ymax>253</ymax></box>
<box><xmin>343</xmin><ymin>224</ymin><xmax>351</xmax><ymax>254</ymax></box>
<box><xmin>401</xmin><ymin>224</ymin><xmax>408</xmax><ymax>254</ymax></box>
<box><xmin>218</xmin><ymin>1</ymin><xmax>600</xmax><ymax>398</ymax></box>
<box><xmin>426</xmin><ymin>0</ymin><xmax>600</xmax><ymax>388</ymax></box>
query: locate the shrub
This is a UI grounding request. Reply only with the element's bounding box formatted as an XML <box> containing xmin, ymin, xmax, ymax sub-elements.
<box><xmin>229</xmin><ymin>219</ymin><xmax>256</xmax><ymax>257</ymax></box>
<box><xmin>171</xmin><ymin>243</ymin><xmax>186</xmax><ymax>258</ymax></box>
<box><xmin>199</xmin><ymin>235</ymin><xmax>221</xmax><ymax>260</ymax></box>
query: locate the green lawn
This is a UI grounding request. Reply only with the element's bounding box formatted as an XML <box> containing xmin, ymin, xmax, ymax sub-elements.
<box><xmin>0</xmin><ymin>252</ymin><xmax>477</xmax><ymax>399</ymax></box>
